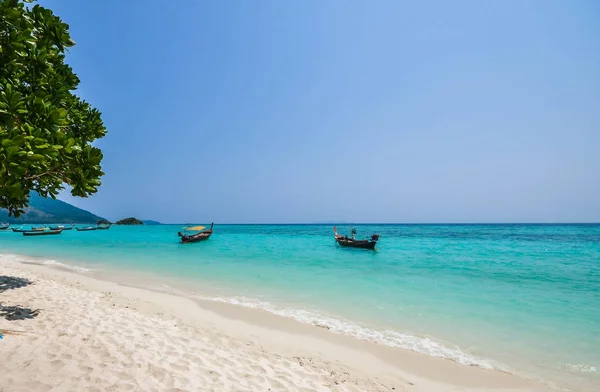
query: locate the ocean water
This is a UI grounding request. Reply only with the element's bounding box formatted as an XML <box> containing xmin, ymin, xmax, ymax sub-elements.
<box><xmin>0</xmin><ymin>224</ymin><xmax>598</xmax><ymax>390</ymax></box>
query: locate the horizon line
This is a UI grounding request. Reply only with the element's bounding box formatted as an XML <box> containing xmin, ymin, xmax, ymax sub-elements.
<box><xmin>158</xmin><ymin>222</ymin><xmax>600</xmax><ymax>225</ymax></box>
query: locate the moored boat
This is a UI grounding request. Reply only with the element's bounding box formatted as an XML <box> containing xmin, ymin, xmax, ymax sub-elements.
<box><xmin>178</xmin><ymin>223</ymin><xmax>214</xmax><ymax>244</ymax></box>
<box><xmin>23</xmin><ymin>229</ymin><xmax>63</xmax><ymax>236</ymax></box>
<box><xmin>76</xmin><ymin>226</ymin><xmax>97</xmax><ymax>231</ymax></box>
<box><xmin>12</xmin><ymin>226</ymin><xmax>48</xmax><ymax>233</ymax></box>
<box><xmin>0</xmin><ymin>223</ymin><xmax>9</xmax><ymax>230</ymax></box>
<box><xmin>49</xmin><ymin>224</ymin><xmax>74</xmax><ymax>231</ymax></box>
<box><xmin>334</xmin><ymin>226</ymin><xmax>379</xmax><ymax>250</ymax></box>
<box><xmin>96</xmin><ymin>224</ymin><xmax>111</xmax><ymax>229</ymax></box>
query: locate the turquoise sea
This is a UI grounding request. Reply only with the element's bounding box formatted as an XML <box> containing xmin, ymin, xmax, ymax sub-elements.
<box><xmin>1</xmin><ymin>224</ymin><xmax>598</xmax><ymax>391</ymax></box>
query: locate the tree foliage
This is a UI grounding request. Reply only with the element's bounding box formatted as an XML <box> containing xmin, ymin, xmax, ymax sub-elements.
<box><xmin>0</xmin><ymin>0</ymin><xmax>106</xmax><ymax>216</ymax></box>
<box><xmin>115</xmin><ymin>217</ymin><xmax>143</xmax><ymax>225</ymax></box>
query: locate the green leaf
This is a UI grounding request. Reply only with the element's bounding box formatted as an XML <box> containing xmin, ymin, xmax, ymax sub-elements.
<box><xmin>27</xmin><ymin>154</ymin><xmax>45</xmax><ymax>161</ymax></box>
<box><xmin>11</xmin><ymin>136</ymin><xmax>25</xmax><ymax>146</ymax></box>
<box><xmin>6</xmin><ymin>146</ymin><xmax>20</xmax><ymax>156</ymax></box>
<box><xmin>0</xmin><ymin>0</ymin><xmax>107</xmax><ymax>216</ymax></box>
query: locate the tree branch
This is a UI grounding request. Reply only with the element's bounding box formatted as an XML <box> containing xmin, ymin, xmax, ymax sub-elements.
<box><xmin>23</xmin><ymin>170</ymin><xmax>66</xmax><ymax>181</ymax></box>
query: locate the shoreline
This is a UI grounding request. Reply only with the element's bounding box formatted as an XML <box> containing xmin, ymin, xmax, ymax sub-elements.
<box><xmin>0</xmin><ymin>252</ymin><xmax>520</xmax><ymax>371</ymax></box>
<box><xmin>0</xmin><ymin>255</ymin><xmax>557</xmax><ymax>391</ymax></box>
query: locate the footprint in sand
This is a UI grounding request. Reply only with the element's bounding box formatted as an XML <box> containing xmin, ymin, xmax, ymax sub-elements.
<box><xmin>168</xmin><ymin>361</ymin><xmax>188</xmax><ymax>372</ymax></box>
<box><xmin>50</xmin><ymin>359</ymin><xmax>65</xmax><ymax>369</ymax></box>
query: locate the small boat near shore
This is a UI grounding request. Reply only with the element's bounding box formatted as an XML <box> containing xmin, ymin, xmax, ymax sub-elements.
<box><xmin>23</xmin><ymin>229</ymin><xmax>63</xmax><ymax>236</ymax></box>
<box><xmin>49</xmin><ymin>225</ymin><xmax>74</xmax><ymax>231</ymax></box>
<box><xmin>76</xmin><ymin>226</ymin><xmax>97</xmax><ymax>231</ymax></box>
<box><xmin>0</xmin><ymin>223</ymin><xmax>9</xmax><ymax>230</ymax></box>
<box><xmin>12</xmin><ymin>226</ymin><xmax>47</xmax><ymax>233</ymax></box>
<box><xmin>96</xmin><ymin>224</ymin><xmax>111</xmax><ymax>230</ymax></box>
<box><xmin>178</xmin><ymin>223</ymin><xmax>214</xmax><ymax>244</ymax></box>
<box><xmin>334</xmin><ymin>226</ymin><xmax>379</xmax><ymax>250</ymax></box>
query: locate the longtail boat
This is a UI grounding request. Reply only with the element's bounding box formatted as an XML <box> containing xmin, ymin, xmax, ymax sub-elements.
<box><xmin>49</xmin><ymin>225</ymin><xmax>74</xmax><ymax>231</ymax></box>
<box><xmin>76</xmin><ymin>226</ymin><xmax>97</xmax><ymax>231</ymax></box>
<box><xmin>178</xmin><ymin>223</ymin><xmax>214</xmax><ymax>244</ymax></box>
<box><xmin>0</xmin><ymin>223</ymin><xmax>9</xmax><ymax>230</ymax></box>
<box><xmin>23</xmin><ymin>229</ymin><xmax>63</xmax><ymax>236</ymax></box>
<box><xmin>96</xmin><ymin>224</ymin><xmax>111</xmax><ymax>230</ymax></box>
<box><xmin>334</xmin><ymin>226</ymin><xmax>379</xmax><ymax>250</ymax></box>
<box><xmin>12</xmin><ymin>227</ymin><xmax>46</xmax><ymax>233</ymax></box>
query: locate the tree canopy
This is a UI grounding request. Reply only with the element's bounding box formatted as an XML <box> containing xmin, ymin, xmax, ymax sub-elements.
<box><xmin>115</xmin><ymin>217</ymin><xmax>143</xmax><ymax>225</ymax></box>
<box><xmin>0</xmin><ymin>0</ymin><xmax>106</xmax><ymax>217</ymax></box>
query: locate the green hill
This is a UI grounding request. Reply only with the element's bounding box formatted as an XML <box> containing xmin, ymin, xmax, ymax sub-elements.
<box><xmin>115</xmin><ymin>217</ymin><xmax>143</xmax><ymax>225</ymax></box>
<box><xmin>0</xmin><ymin>193</ymin><xmax>102</xmax><ymax>224</ymax></box>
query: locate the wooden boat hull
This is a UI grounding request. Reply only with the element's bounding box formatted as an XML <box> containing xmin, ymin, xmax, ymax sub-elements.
<box><xmin>49</xmin><ymin>226</ymin><xmax>73</xmax><ymax>231</ymax></box>
<box><xmin>335</xmin><ymin>237</ymin><xmax>377</xmax><ymax>249</ymax></box>
<box><xmin>76</xmin><ymin>227</ymin><xmax>97</xmax><ymax>231</ymax></box>
<box><xmin>180</xmin><ymin>232</ymin><xmax>212</xmax><ymax>243</ymax></box>
<box><xmin>178</xmin><ymin>223</ymin><xmax>214</xmax><ymax>244</ymax></box>
<box><xmin>333</xmin><ymin>226</ymin><xmax>379</xmax><ymax>250</ymax></box>
<box><xmin>23</xmin><ymin>230</ymin><xmax>63</xmax><ymax>236</ymax></box>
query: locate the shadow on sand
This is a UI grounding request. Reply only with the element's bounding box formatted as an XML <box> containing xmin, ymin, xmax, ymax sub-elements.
<box><xmin>0</xmin><ymin>304</ymin><xmax>40</xmax><ymax>320</ymax></box>
<box><xmin>0</xmin><ymin>275</ymin><xmax>40</xmax><ymax>320</ymax></box>
<box><xmin>0</xmin><ymin>275</ymin><xmax>33</xmax><ymax>293</ymax></box>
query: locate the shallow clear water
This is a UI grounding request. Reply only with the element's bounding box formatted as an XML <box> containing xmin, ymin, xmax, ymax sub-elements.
<box><xmin>1</xmin><ymin>224</ymin><xmax>598</xmax><ymax>390</ymax></box>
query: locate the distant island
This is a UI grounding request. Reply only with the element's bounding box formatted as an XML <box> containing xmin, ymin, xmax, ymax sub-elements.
<box><xmin>115</xmin><ymin>217</ymin><xmax>143</xmax><ymax>225</ymax></box>
<box><xmin>0</xmin><ymin>193</ymin><xmax>103</xmax><ymax>224</ymax></box>
<box><xmin>142</xmin><ymin>220</ymin><xmax>162</xmax><ymax>225</ymax></box>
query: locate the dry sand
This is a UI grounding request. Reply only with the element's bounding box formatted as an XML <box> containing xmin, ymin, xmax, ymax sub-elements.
<box><xmin>0</xmin><ymin>257</ymin><xmax>556</xmax><ymax>392</ymax></box>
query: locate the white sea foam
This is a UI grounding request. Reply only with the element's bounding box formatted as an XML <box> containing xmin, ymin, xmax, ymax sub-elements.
<box><xmin>0</xmin><ymin>253</ymin><xmax>91</xmax><ymax>273</ymax></box>
<box><xmin>200</xmin><ymin>295</ymin><xmax>505</xmax><ymax>370</ymax></box>
<box><xmin>153</xmin><ymin>283</ymin><xmax>187</xmax><ymax>295</ymax></box>
<box><xmin>565</xmin><ymin>363</ymin><xmax>597</xmax><ymax>373</ymax></box>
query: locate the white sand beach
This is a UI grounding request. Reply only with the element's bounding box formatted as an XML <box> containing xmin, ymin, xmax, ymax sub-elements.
<box><xmin>0</xmin><ymin>257</ymin><xmax>555</xmax><ymax>392</ymax></box>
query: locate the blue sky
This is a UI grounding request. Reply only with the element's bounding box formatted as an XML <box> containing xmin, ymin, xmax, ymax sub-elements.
<box><xmin>41</xmin><ymin>0</ymin><xmax>600</xmax><ymax>223</ymax></box>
